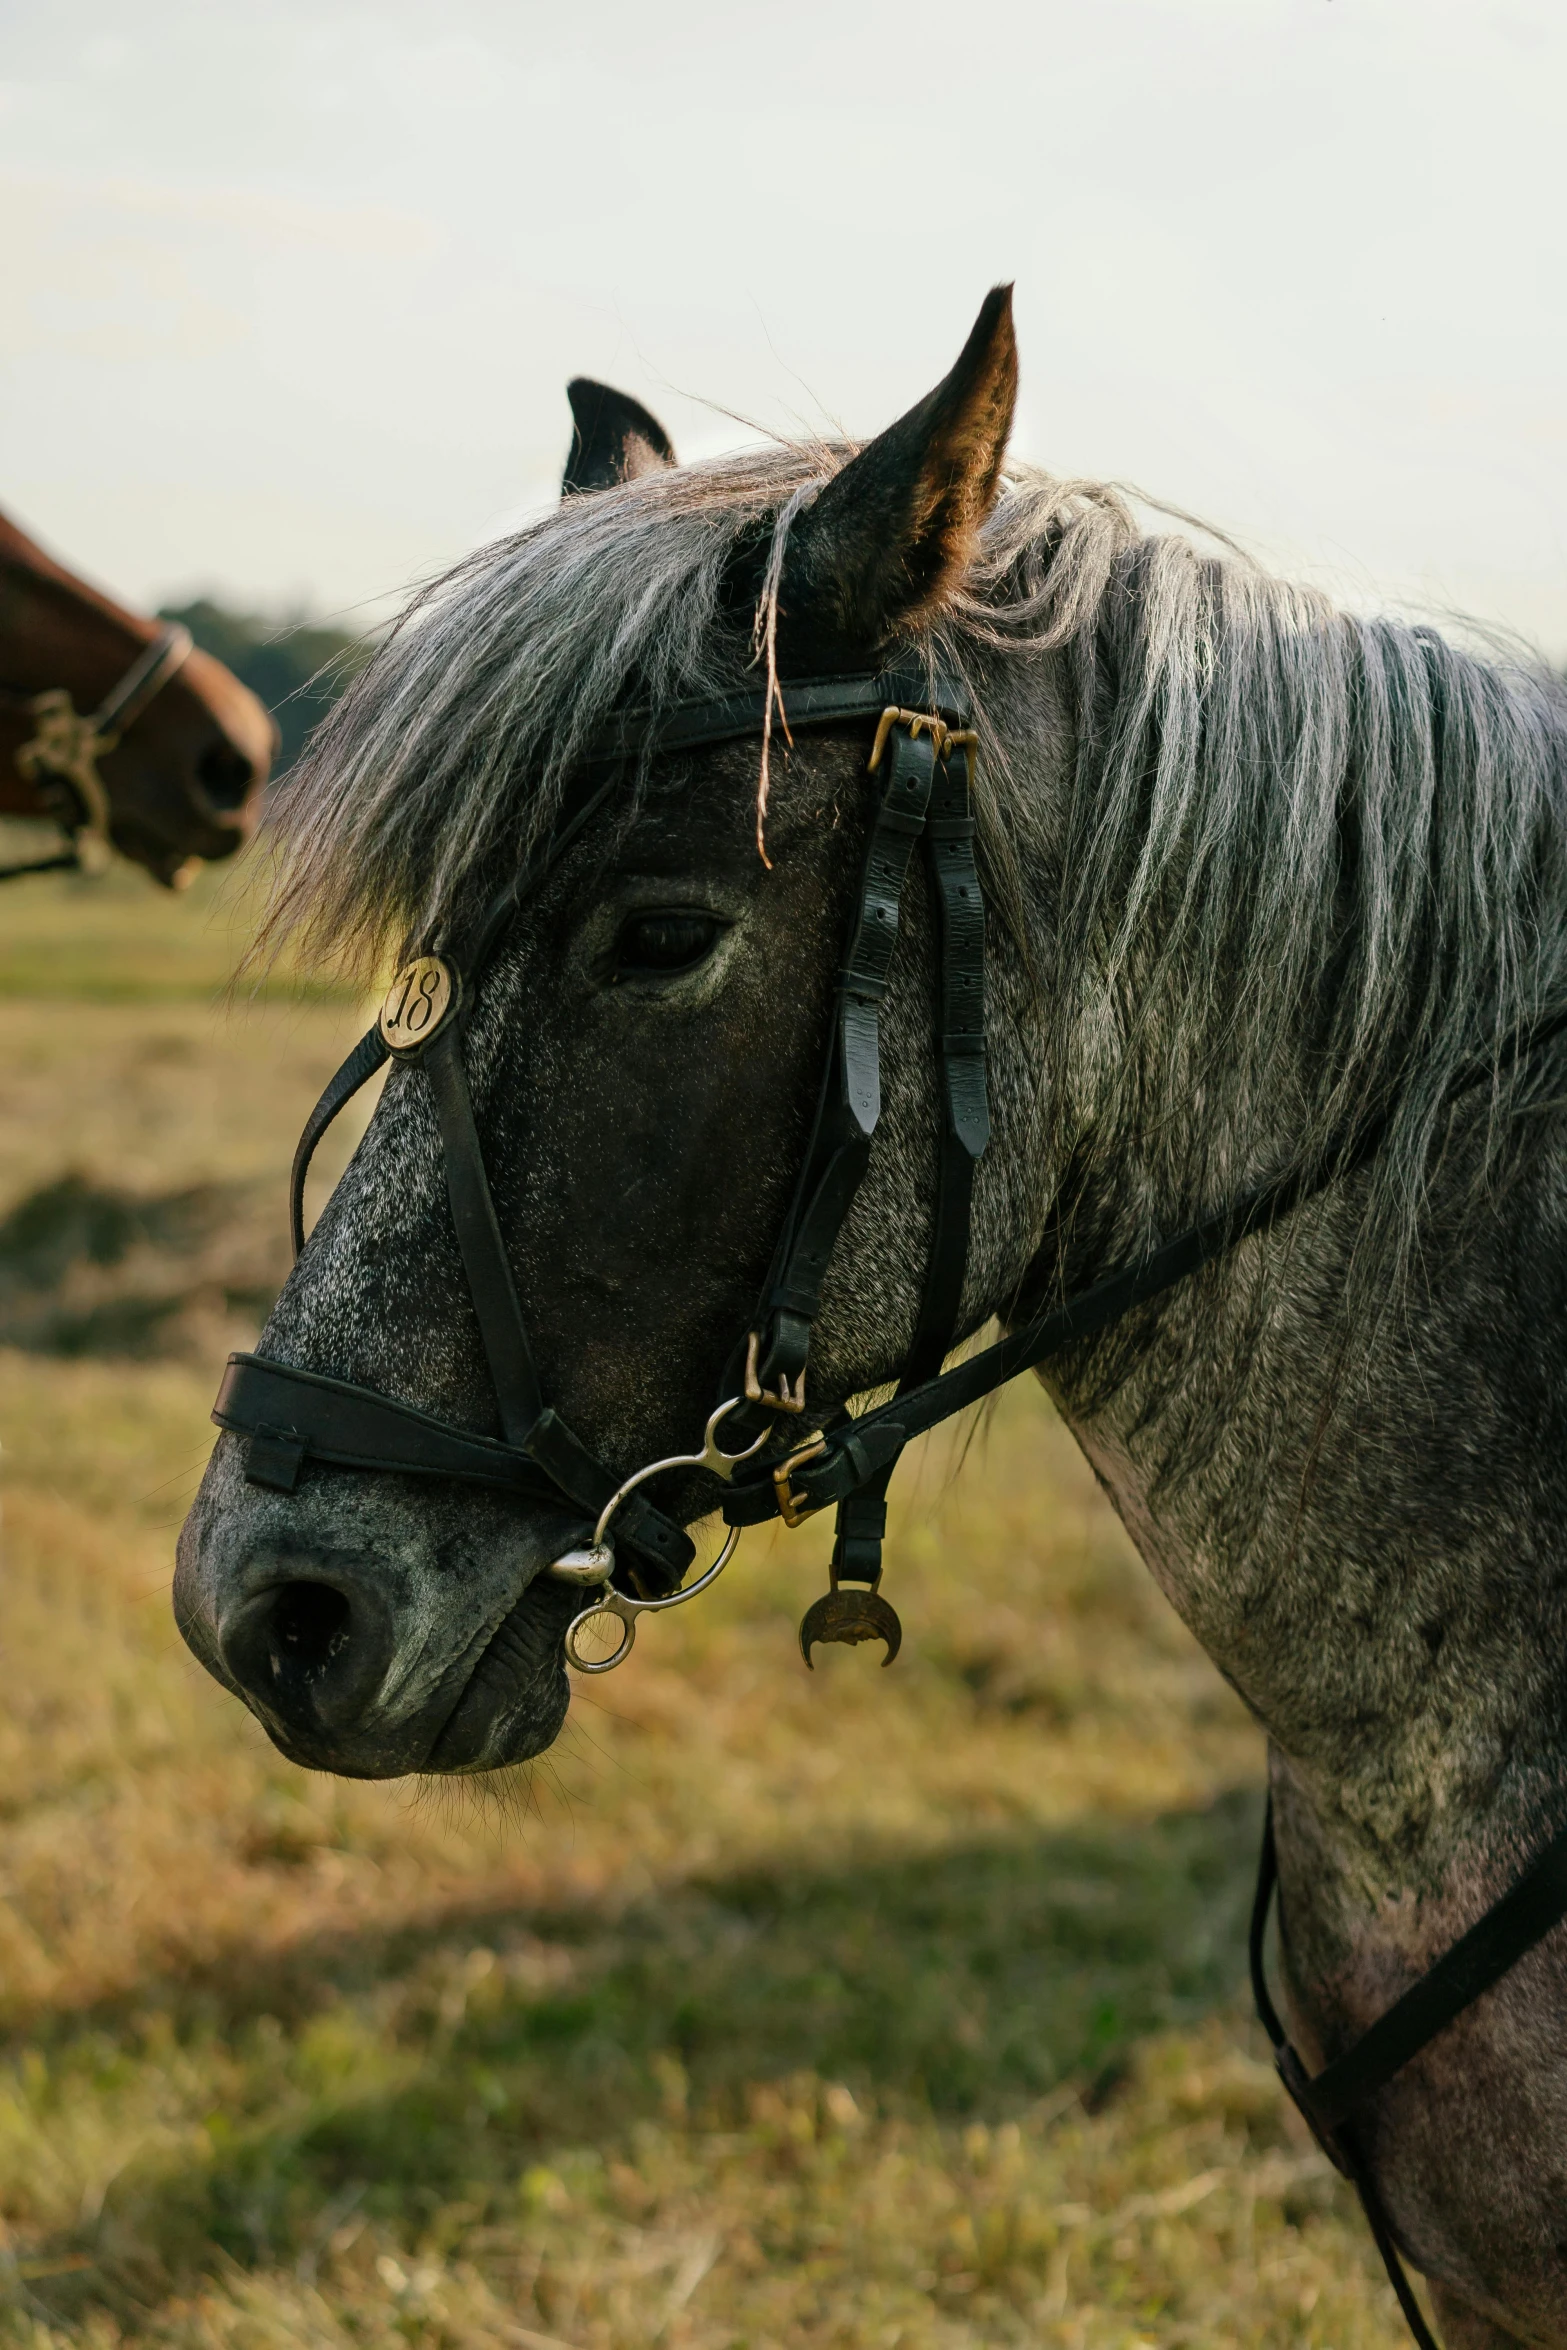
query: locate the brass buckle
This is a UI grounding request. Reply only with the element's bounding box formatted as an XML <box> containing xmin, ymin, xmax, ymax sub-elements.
<box><xmin>867</xmin><ymin>709</ymin><xmax>979</xmax><ymax>783</ymax></box>
<box><xmin>744</xmin><ymin>1329</ymin><xmax>807</xmax><ymax>1415</ymax></box>
<box><xmin>868</xmin><ymin>705</ymin><xmax>950</xmax><ymax>772</ymax></box>
<box><xmin>773</xmin><ymin>1435</ymin><xmax>827</xmax><ymax>1528</ymax></box>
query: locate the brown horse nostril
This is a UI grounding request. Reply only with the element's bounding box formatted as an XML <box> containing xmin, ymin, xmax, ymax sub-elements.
<box><xmin>195</xmin><ymin>742</ymin><xmax>256</xmax><ymax>811</ymax></box>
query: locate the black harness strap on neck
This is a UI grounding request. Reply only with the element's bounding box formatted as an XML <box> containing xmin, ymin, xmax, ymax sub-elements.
<box><xmin>1249</xmin><ymin>1796</ymin><xmax>1567</xmax><ymax>2350</ymax></box>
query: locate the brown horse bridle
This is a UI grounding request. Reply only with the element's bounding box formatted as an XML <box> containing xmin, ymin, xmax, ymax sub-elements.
<box><xmin>210</xmin><ymin>666</ymin><xmax>1567</xmax><ymax>2345</ymax></box>
<box><xmin>0</xmin><ymin>622</ymin><xmax>193</xmax><ymax>880</ymax></box>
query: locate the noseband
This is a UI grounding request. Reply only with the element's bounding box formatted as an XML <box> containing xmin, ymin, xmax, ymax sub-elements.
<box><xmin>213</xmin><ymin>661</ymin><xmax>1567</xmax><ymax>2348</ymax></box>
<box><xmin>0</xmin><ymin>622</ymin><xmax>193</xmax><ymax>879</ymax></box>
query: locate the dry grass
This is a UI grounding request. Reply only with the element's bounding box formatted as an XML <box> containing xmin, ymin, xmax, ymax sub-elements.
<box><xmin>0</xmin><ymin>855</ymin><xmax>1423</xmax><ymax>2347</ymax></box>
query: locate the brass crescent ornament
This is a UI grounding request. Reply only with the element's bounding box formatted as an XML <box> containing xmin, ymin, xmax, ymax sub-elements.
<box><xmin>379</xmin><ymin>955</ymin><xmax>459</xmax><ymax>1053</ymax></box>
<box><xmin>798</xmin><ymin>1587</ymin><xmax>903</xmax><ymax>1670</ymax></box>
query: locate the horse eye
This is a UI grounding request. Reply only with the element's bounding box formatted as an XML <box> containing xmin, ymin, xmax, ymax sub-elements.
<box><xmin>615</xmin><ymin>911</ymin><xmax>722</xmax><ymax>976</ymax></box>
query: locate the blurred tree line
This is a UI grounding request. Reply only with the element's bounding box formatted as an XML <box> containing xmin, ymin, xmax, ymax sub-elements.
<box><xmin>157</xmin><ymin>601</ymin><xmax>370</xmax><ymax>775</ymax></box>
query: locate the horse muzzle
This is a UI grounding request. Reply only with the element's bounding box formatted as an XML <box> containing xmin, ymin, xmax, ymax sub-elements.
<box><xmin>174</xmin><ymin>1434</ymin><xmax>578</xmax><ymax>1776</ymax></box>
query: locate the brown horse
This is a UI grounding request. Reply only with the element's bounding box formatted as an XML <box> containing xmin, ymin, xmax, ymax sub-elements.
<box><xmin>0</xmin><ymin>507</ymin><xmax>274</xmax><ymax>886</ymax></box>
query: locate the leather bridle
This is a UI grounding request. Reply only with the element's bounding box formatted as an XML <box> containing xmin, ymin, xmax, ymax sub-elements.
<box><xmin>211</xmin><ymin>661</ymin><xmax>1567</xmax><ymax>2346</ymax></box>
<box><xmin>0</xmin><ymin>622</ymin><xmax>193</xmax><ymax>879</ymax></box>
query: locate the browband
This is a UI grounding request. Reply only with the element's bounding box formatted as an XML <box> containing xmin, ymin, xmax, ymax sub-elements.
<box><xmin>581</xmin><ymin>662</ymin><xmax>964</xmax><ymax>765</ymax></box>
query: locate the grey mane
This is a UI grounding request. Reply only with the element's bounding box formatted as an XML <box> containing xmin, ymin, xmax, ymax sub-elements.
<box><xmin>259</xmin><ymin>452</ymin><xmax>1567</xmax><ymax>1288</ymax></box>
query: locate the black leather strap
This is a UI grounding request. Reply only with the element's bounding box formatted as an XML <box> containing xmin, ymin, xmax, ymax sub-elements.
<box><xmin>215</xmin><ymin>1354</ymin><xmax>693</xmax><ymax>1586</ymax></box>
<box><xmin>1255</xmin><ymin>1797</ymin><xmax>1567</xmax><ymax>2150</ymax></box>
<box><xmin>290</xmin><ymin>1024</ymin><xmax>390</xmax><ymax>1259</ymax></box>
<box><xmin>731</xmin><ymin>1149</ymin><xmax>1343</xmax><ymax>1529</ymax></box>
<box><xmin>585</xmin><ymin>665</ymin><xmax>968</xmax><ymax>766</ymax></box>
<box><xmin>1251</xmin><ymin>1801</ymin><xmax>1439</xmax><ymax>2350</ymax></box>
<box><xmin>831</xmin><ymin>736</ymin><xmax>990</xmax><ymax>1585</ymax></box>
<box><xmin>751</xmin><ymin>720</ymin><xmax>941</xmax><ymax>1397</ymax></box>
<box><xmin>905</xmin><ymin>733</ymin><xmax>990</xmax><ymax>1376</ymax></box>
<box><xmin>729</xmin><ymin>1000</ymin><xmax>1567</xmax><ymax>1535</ymax></box>
<box><xmin>237</xmin><ymin>962</ymin><xmax>698</xmax><ymax>1589</ymax></box>
<box><xmin>217</xmin><ymin>1353</ymin><xmax>563</xmax><ymax>1496</ymax></box>
<box><xmin>423</xmin><ymin>1025</ymin><xmax>544</xmax><ymax>1441</ymax></box>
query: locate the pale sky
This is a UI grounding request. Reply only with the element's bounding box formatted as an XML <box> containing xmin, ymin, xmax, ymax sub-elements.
<box><xmin>3</xmin><ymin>0</ymin><xmax>1566</xmax><ymax>651</ymax></box>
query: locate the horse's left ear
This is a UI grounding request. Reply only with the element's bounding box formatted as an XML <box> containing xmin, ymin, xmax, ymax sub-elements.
<box><xmin>562</xmin><ymin>380</ymin><xmax>677</xmax><ymax>495</ymax></box>
<box><xmin>776</xmin><ymin>285</ymin><xmax>1017</xmax><ymax>661</ymax></box>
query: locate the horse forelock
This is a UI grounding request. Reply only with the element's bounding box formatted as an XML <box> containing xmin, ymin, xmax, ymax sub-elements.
<box><xmin>254</xmin><ymin>444</ymin><xmax>840</xmax><ymax>978</ymax></box>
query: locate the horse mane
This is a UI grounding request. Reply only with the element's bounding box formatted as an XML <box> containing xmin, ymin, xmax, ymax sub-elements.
<box><xmin>951</xmin><ymin>474</ymin><xmax>1567</xmax><ymax>1291</ymax></box>
<box><xmin>260</xmin><ymin>448</ymin><xmax>1567</xmax><ymax>1289</ymax></box>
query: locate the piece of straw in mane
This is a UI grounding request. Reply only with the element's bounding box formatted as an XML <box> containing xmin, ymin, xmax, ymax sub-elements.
<box><xmin>749</xmin><ymin>477</ymin><xmax>826</xmax><ymax>866</ymax></box>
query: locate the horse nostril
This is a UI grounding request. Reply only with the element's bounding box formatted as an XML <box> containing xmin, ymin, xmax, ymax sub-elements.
<box><xmin>217</xmin><ymin>1572</ymin><xmax>395</xmax><ymax>1739</ymax></box>
<box><xmin>271</xmin><ymin>1580</ymin><xmax>354</xmax><ymax>1679</ymax></box>
<box><xmin>195</xmin><ymin>743</ymin><xmax>256</xmax><ymax>811</ymax></box>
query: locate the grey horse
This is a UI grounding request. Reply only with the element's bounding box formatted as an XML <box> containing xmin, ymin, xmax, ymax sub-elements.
<box><xmin>177</xmin><ymin>290</ymin><xmax>1567</xmax><ymax>2345</ymax></box>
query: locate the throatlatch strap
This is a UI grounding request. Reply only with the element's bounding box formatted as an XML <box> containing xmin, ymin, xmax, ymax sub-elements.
<box><xmin>729</xmin><ymin>1103</ymin><xmax>1396</xmax><ymax>1535</ymax></box>
<box><xmin>751</xmin><ymin>720</ymin><xmax>940</xmax><ymax>1398</ymax></box>
<box><xmin>732</xmin><ymin>1000</ymin><xmax>1567</xmax><ymax>1538</ymax></box>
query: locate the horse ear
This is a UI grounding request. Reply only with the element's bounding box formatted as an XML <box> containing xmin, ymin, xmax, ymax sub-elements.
<box><xmin>562</xmin><ymin>379</ymin><xmax>676</xmax><ymax>495</ymax></box>
<box><xmin>776</xmin><ymin>285</ymin><xmax>1017</xmax><ymax>663</ymax></box>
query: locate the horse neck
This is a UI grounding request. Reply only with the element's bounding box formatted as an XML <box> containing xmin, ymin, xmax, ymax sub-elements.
<box><xmin>992</xmin><ymin>634</ymin><xmax>1567</xmax><ymax>1912</ymax></box>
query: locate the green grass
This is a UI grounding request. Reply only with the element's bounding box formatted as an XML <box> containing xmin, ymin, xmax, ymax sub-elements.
<box><xmin>0</xmin><ymin>849</ymin><xmax>357</xmax><ymax>1004</ymax></box>
<box><xmin>0</xmin><ymin>871</ymin><xmax>1426</xmax><ymax>2347</ymax></box>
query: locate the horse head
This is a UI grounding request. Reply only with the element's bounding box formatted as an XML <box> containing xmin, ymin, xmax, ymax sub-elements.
<box><xmin>0</xmin><ymin>508</ymin><xmax>274</xmax><ymax>884</ymax></box>
<box><xmin>178</xmin><ymin>290</ymin><xmax>1567</xmax><ymax>2345</ymax></box>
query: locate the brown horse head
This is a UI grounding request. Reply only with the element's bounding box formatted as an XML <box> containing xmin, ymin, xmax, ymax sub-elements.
<box><xmin>0</xmin><ymin>507</ymin><xmax>275</xmax><ymax>885</ymax></box>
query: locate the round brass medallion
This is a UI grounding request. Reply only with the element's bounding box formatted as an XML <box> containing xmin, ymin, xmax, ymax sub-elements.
<box><xmin>379</xmin><ymin>955</ymin><xmax>458</xmax><ymax>1053</ymax></box>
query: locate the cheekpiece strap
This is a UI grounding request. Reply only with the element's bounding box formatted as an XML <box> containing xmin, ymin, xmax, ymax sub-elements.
<box><xmin>828</xmin><ymin>731</ymin><xmax>990</xmax><ymax>1589</ymax></box>
<box><xmin>423</xmin><ymin>1025</ymin><xmax>545</xmax><ymax>1442</ymax></box>
<box><xmin>750</xmin><ymin>715</ymin><xmax>942</xmax><ymax>1402</ymax></box>
<box><xmin>290</xmin><ymin>1024</ymin><xmax>391</xmax><ymax>1260</ymax></box>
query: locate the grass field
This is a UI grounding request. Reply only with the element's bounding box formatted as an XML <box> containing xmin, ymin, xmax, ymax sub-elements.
<box><xmin>0</xmin><ymin>857</ymin><xmax>1421</xmax><ymax>2348</ymax></box>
